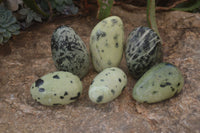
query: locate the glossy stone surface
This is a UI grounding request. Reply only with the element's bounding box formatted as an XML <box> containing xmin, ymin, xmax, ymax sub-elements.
<box><xmin>51</xmin><ymin>25</ymin><xmax>90</xmax><ymax>78</ymax></box>
<box><xmin>30</xmin><ymin>71</ymin><xmax>82</xmax><ymax>106</ymax></box>
<box><xmin>132</xmin><ymin>63</ymin><xmax>184</xmax><ymax>103</ymax></box>
<box><xmin>90</xmin><ymin>16</ymin><xmax>124</xmax><ymax>72</ymax></box>
<box><xmin>125</xmin><ymin>26</ymin><xmax>163</xmax><ymax>79</ymax></box>
<box><xmin>89</xmin><ymin>67</ymin><xmax>127</xmax><ymax>104</ymax></box>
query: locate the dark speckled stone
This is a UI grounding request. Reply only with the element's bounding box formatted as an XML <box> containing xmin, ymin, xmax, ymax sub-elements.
<box><xmin>51</xmin><ymin>26</ymin><xmax>90</xmax><ymax>78</ymax></box>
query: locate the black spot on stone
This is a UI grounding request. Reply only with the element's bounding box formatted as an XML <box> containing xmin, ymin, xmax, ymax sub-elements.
<box><xmin>118</xmin><ymin>78</ymin><xmax>121</xmax><ymax>82</ymax></box>
<box><xmin>37</xmin><ymin>97</ymin><xmax>40</xmax><ymax>100</ymax></box>
<box><xmin>152</xmin><ymin>82</ymin><xmax>155</xmax><ymax>86</ymax></box>
<box><xmin>107</xmin><ymin>60</ymin><xmax>112</xmax><ymax>65</ymax></box>
<box><xmin>54</xmin><ymin>94</ymin><xmax>56</xmax><ymax>96</ymax></box>
<box><xmin>111</xmin><ymin>19</ymin><xmax>118</xmax><ymax>25</ymax></box>
<box><xmin>91</xmin><ymin>80</ymin><xmax>94</xmax><ymax>85</ymax></box>
<box><xmin>132</xmin><ymin>54</ymin><xmax>139</xmax><ymax>60</ymax></box>
<box><xmin>111</xmin><ymin>89</ymin><xmax>115</xmax><ymax>95</ymax></box>
<box><xmin>53</xmin><ymin>75</ymin><xmax>60</xmax><ymax>79</ymax></box>
<box><xmin>60</xmin><ymin>96</ymin><xmax>64</xmax><ymax>99</ymax></box>
<box><xmin>64</xmin><ymin>91</ymin><xmax>68</xmax><ymax>96</ymax></box>
<box><xmin>39</xmin><ymin>88</ymin><xmax>45</xmax><ymax>92</ymax></box>
<box><xmin>171</xmin><ymin>87</ymin><xmax>175</xmax><ymax>92</ymax></box>
<box><xmin>160</xmin><ymin>82</ymin><xmax>171</xmax><ymax>87</ymax></box>
<box><xmin>152</xmin><ymin>91</ymin><xmax>158</xmax><ymax>94</ymax></box>
<box><xmin>111</xmin><ymin>68</ymin><xmax>115</xmax><ymax>71</ymax></box>
<box><xmin>70</xmin><ymin>81</ymin><xmax>73</xmax><ymax>83</ymax></box>
<box><xmin>35</xmin><ymin>79</ymin><xmax>44</xmax><ymax>87</ymax></box>
<box><xmin>140</xmin><ymin>86</ymin><xmax>143</xmax><ymax>88</ymax></box>
<box><xmin>101</xmin><ymin>50</ymin><xmax>104</xmax><ymax>52</ymax></box>
<box><xmin>177</xmin><ymin>82</ymin><xmax>180</xmax><ymax>87</ymax></box>
<box><xmin>96</xmin><ymin>95</ymin><xmax>103</xmax><ymax>103</ymax></box>
<box><xmin>143</xmin><ymin>101</ymin><xmax>148</xmax><ymax>103</ymax></box>
<box><xmin>168</xmin><ymin>72</ymin><xmax>172</xmax><ymax>75</ymax></box>
<box><xmin>96</xmin><ymin>31</ymin><xmax>106</xmax><ymax>40</ymax></box>
<box><xmin>115</xmin><ymin>43</ymin><xmax>119</xmax><ymax>48</ymax></box>
<box><xmin>70</xmin><ymin>92</ymin><xmax>80</xmax><ymax>100</ymax></box>
<box><xmin>114</xmin><ymin>34</ymin><xmax>118</xmax><ymax>40</ymax></box>
<box><xmin>138</xmin><ymin>49</ymin><xmax>141</xmax><ymax>53</ymax></box>
<box><xmin>60</xmin><ymin>52</ymin><xmax>64</xmax><ymax>56</ymax></box>
<box><xmin>53</xmin><ymin>103</ymin><xmax>62</xmax><ymax>106</ymax></box>
<box><xmin>105</xmin><ymin>73</ymin><xmax>108</xmax><ymax>76</ymax></box>
<box><xmin>31</xmin><ymin>86</ymin><xmax>34</xmax><ymax>89</ymax></box>
<box><xmin>100</xmin><ymin>79</ymin><xmax>104</xmax><ymax>82</ymax></box>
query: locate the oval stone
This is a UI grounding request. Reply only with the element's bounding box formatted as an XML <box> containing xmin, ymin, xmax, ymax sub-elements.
<box><xmin>89</xmin><ymin>67</ymin><xmax>127</xmax><ymax>104</ymax></box>
<box><xmin>90</xmin><ymin>16</ymin><xmax>124</xmax><ymax>72</ymax></box>
<box><xmin>125</xmin><ymin>26</ymin><xmax>163</xmax><ymax>79</ymax></box>
<box><xmin>132</xmin><ymin>63</ymin><xmax>184</xmax><ymax>103</ymax></box>
<box><xmin>30</xmin><ymin>71</ymin><xmax>82</xmax><ymax>106</ymax></box>
<box><xmin>51</xmin><ymin>25</ymin><xmax>90</xmax><ymax>78</ymax></box>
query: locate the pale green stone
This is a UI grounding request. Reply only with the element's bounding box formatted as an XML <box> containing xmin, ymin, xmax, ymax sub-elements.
<box><xmin>90</xmin><ymin>16</ymin><xmax>124</xmax><ymax>72</ymax></box>
<box><xmin>89</xmin><ymin>67</ymin><xmax>127</xmax><ymax>104</ymax></box>
<box><xmin>132</xmin><ymin>63</ymin><xmax>184</xmax><ymax>103</ymax></box>
<box><xmin>30</xmin><ymin>71</ymin><xmax>82</xmax><ymax>106</ymax></box>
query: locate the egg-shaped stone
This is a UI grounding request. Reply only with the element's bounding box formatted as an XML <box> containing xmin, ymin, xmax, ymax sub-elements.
<box><xmin>132</xmin><ymin>63</ymin><xmax>184</xmax><ymax>103</ymax></box>
<box><xmin>30</xmin><ymin>71</ymin><xmax>82</xmax><ymax>106</ymax></box>
<box><xmin>125</xmin><ymin>26</ymin><xmax>163</xmax><ymax>79</ymax></box>
<box><xmin>90</xmin><ymin>16</ymin><xmax>124</xmax><ymax>72</ymax></box>
<box><xmin>51</xmin><ymin>25</ymin><xmax>90</xmax><ymax>78</ymax></box>
<box><xmin>89</xmin><ymin>67</ymin><xmax>127</xmax><ymax>104</ymax></box>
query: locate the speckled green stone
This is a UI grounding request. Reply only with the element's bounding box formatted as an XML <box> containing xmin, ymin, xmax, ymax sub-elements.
<box><xmin>132</xmin><ymin>63</ymin><xmax>184</xmax><ymax>103</ymax></box>
<box><xmin>51</xmin><ymin>25</ymin><xmax>90</xmax><ymax>78</ymax></box>
<box><xmin>125</xmin><ymin>26</ymin><xmax>163</xmax><ymax>79</ymax></box>
<box><xmin>30</xmin><ymin>71</ymin><xmax>82</xmax><ymax>106</ymax></box>
<box><xmin>89</xmin><ymin>67</ymin><xmax>127</xmax><ymax>104</ymax></box>
<box><xmin>90</xmin><ymin>16</ymin><xmax>124</xmax><ymax>72</ymax></box>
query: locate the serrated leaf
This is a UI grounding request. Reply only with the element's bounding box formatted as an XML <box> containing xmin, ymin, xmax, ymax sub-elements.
<box><xmin>19</xmin><ymin>8</ymin><xmax>29</xmax><ymax>15</ymax></box>
<box><xmin>3</xmin><ymin>31</ymin><xmax>11</xmax><ymax>39</ymax></box>
<box><xmin>97</xmin><ymin>0</ymin><xmax>114</xmax><ymax>20</ymax></box>
<box><xmin>26</xmin><ymin>14</ymin><xmax>33</xmax><ymax>24</ymax></box>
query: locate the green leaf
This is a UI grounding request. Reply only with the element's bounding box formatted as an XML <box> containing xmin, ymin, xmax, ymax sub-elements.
<box><xmin>19</xmin><ymin>8</ymin><xmax>29</xmax><ymax>15</ymax></box>
<box><xmin>7</xmin><ymin>24</ymin><xmax>20</xmax><ymax>32</ymax></box>
<box><xmin>3</xmin><ymin>31</ymin><xmax>11</xmax><ymax>39</ymax></box>
<box><xmin>34</xmin><ymin>15</ymin><xmax>42</xmax><ymax>22</ymax></box>
<box><xmin>3</xmin><ymin>17</ymin><xmax>17</xmax><ymax>28</ymax></box>
<box><xmin>0</xmin><ymin>35</ymin><xmax>3</xmax><ymax>44</ymax></box>
<box><xmin>0</xmin><ymin>28</ymin><xmax>6</xmax><ymax>33</ymax></box>
<box><xmin>26</xmin><ymin>13</ymin><xmax>33</xmax><ymax>24</ymax></box>
<box><xmin>97</xmin><ymin>0</ymin><xmax>114</xmax><ymax>20</ymax></box>
<box><xmin>172</xmin><ymin>0</ymin><xmax>200</xmax><ymax>12</ymax></box>
<box><xmin>23</xmin><ymin>0</ymin><xmax>49</xmax><ymax>17</ymax></box>
<box><xmin>12</xmin><ymin>30</ymin><xmax>20</xmax><ymax>35</ymax></box>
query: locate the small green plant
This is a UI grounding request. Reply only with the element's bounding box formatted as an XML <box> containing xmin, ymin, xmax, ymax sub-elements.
<box><xmin>172</xmin><ymin>0</ymin><xmax>200</xmax><ymax>12</ymax></box>
<box><xmin>0</xmin><ymin>5</ymin><xmax>20</xmax><ymax>44</ymax></box>
<box><xmin>97</xmin><ymin>0</ymin><xmax>114</xmax><ymax>20</ymax></box>
<box><xmin>18</xmin><ymin>8</ymin><xmax>42</xmax><ymax>27</ymax></box>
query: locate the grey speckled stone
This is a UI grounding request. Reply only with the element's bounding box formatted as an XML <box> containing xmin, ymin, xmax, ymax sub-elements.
<box><xmin>51</xmin><ymin>25</ymin><xmax>90</xmax><ymax>78</ymax></box>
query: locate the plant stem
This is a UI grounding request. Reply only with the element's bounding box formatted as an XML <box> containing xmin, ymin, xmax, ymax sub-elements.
<box><xmin>147</xmin><ymin>0</ymin><xmax>162</xmax><ymax>43</ymax></box>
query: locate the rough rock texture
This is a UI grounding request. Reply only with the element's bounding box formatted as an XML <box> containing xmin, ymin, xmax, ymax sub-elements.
<box><xmin>0</xmin><ymin>6</ymin><xmax>200</xmax><ymax>133</ymax></box>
